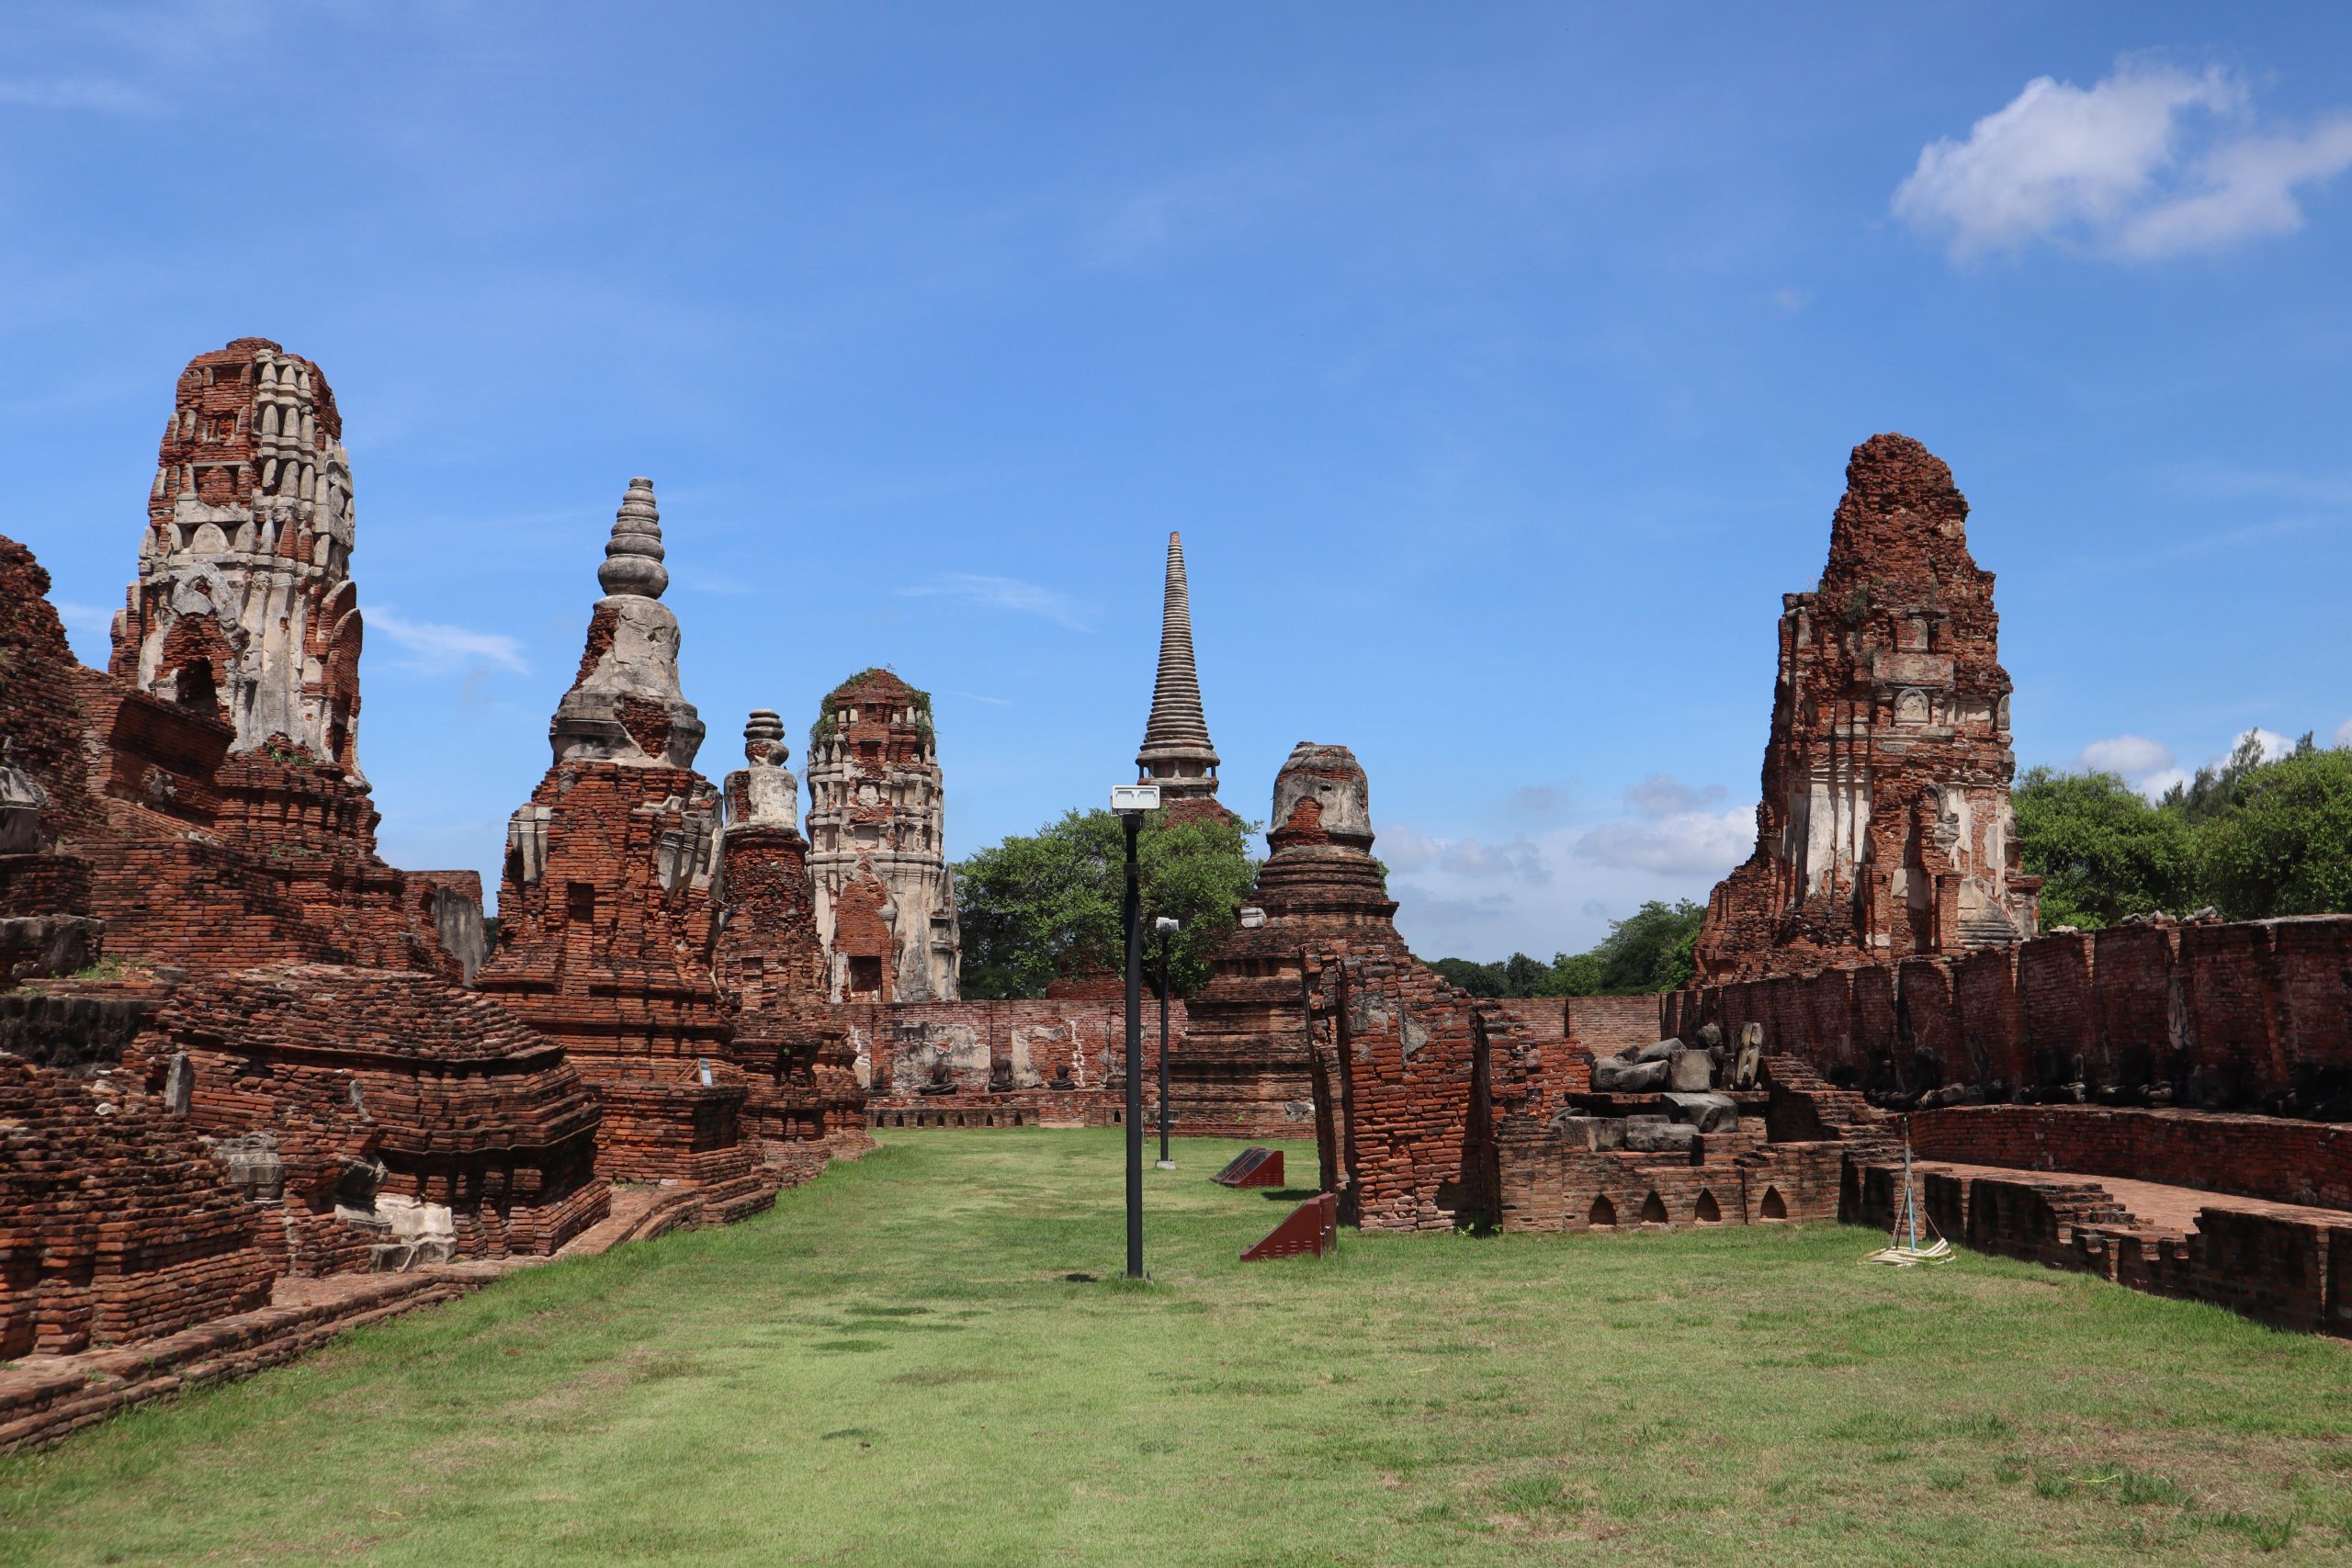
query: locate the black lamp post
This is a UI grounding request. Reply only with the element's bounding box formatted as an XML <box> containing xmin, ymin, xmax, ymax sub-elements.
<box><xmin>1110</xmin><ymin>784</ymin><xmax>1159</xmax><ymax>1280</ymax></box>
<box><xmin>1154</xmin><ymin>915</ymin><xmax>1178</xmax><ymax>1168</ymax></box>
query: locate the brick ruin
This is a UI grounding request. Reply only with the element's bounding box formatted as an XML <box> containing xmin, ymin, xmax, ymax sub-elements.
<box><xmin>1168</xmin><ymin>743</ymin><xmax>1407</xmax><ymax>1139</ymax></box>
<box><xmin>112</xmin><ymin>338</ymin><xmax>365</xmax><ymax>774</ymax></box>
<box><xmin>1293</xmin><ymin>432</ymin><xmax>2352</xmax><ymax>1342</ymax></box>
<box><xmin>473</xmin><ymin>479</ymin><xmax>774</xmax><ymax>1222</ymax></box>
<box><xmin>1696</xmin><ymin>434</ymin><xmax>2041</xmax><ymax>982</ymax></box>
<box><xmin>851</xmin><ymin>995</ymin><xmax>1188</xmax><ymax>1129</ymax></box>
<box><xmin>0</xmin><ymin>348</ymin><xmax>876</xmax><ymax>1438</ymax></box>
<box><xmin>123</xmin><ymin>964</ymin><xmax>608</xmax><ymax>1270</ymax></box>
<box><xmin>1253</xmin><ymin>743</ymin><xmax>1874</xmax><ymax>1238</ymax></box>
<box><xmin>805</xmin><ymin>669</ymin><xmax>961</xmax><ymax>1002</ymax></box>
<box><xmin>8</xmin><ymin>344</ymin><xmax>2352</xmax><ymax>1455</ymax></box>
<box><xmin>715</xmin><ymin>710</ymin><xmax>869</xmax><ymax>1159</ymax></box>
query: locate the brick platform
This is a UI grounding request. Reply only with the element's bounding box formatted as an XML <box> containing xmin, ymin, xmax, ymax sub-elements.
<box><xmin>0</xmin><ymin>1155</ymin><xmax>853</xmax><ymax>1456</ymax></box>
<box><xmin>1847</xmin><ymin>1156</ymin><xmax>2352</xmax><ymax>1337</ymax></box>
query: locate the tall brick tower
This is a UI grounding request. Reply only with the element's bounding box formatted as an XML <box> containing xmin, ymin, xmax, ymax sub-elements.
<box><xmin>1694</xmin><ymin>434</ymin><xmax>2041</xmax><ymax>982</ymax></box>
<box><xmin>716</xmin><ymin>708</ymin><xmax>866</xmax><ymax>1149</ymax></box>
<box><xmin>111</xmin><ymin>338</ymin><xmax>364</xmax><ymax>776</ymax></box>
<box><xmin>476</xmin><ymin>479</ymin><xmax>771</xmax><ymax>1218</ymax></box>
<box><xmin>804</xmin><ymin>669</ymin><xmax>960</xmax><ymax>1002</ymax></box>
<box><xmin>1135</xmin><ymin>532</ymin><xmax>1237</xmax><ymax>826</ymax></box>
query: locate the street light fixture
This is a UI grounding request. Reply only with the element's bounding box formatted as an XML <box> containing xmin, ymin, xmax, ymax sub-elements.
<box><xmin>1153</xmin><ymin>915</ymin><xmax>1179</xmax><ymax>1170</ymax></box>
<box><xmin>1109</xmin><ymin>782</ymin><xmax>1159</xmax><ymax>1280</ymax></box>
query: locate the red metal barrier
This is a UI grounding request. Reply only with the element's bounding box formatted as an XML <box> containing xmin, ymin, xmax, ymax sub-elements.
<box><xmin>1212</xmin><ymin>1146</ymin><xmax>1285</xmax><ymax>1189</ymax></box>
<box><xmin>1241</xmin><ymin>1192</ymin><xmax>1337</xmax><ymax>1261</ymax></box>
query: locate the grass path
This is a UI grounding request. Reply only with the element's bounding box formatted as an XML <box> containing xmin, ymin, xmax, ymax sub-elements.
<box><xmin>6</xmin><ymin>1129</ymin><xmax>2352</xmax><ymax>1565</ymax></box>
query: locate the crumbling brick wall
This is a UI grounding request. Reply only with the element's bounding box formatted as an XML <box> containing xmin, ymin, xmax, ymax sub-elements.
<box><xmin>846</xmin><ymin>997</ymin><xmax>1189</xmax><ymax>1101</ymax></box>
<box><xmin>1304</xmin><ymin>952</ymin><xmax>1504</xmax><ymax>1231</ymax></box>
<box><xmin>1498</xmin><ymin>1133</ymin><xmax>1847</xmax><ymax>1234</ymax></box>
<box><xmin>1678</xmin><ymin>915</ymin><xmax>2352</xmax><ymax>1116</ymax></box>
<box><xmin>0</xmin><ymin>537</ymin><xmax>105</xmax><ymax>845</ymax></box>
<box><xmin>0</xmin><ymin>1062</ymin><xmax>273</xmax><ymax>1358</ymax></box>
<box><xmin>1847</xmin><ymin>1157</ymin><xmax>2352</xmax><ymax>1338</ymax></box>
<box><xmin>717</xmin><ymin>811</ymin><xmax>867</xmax><ymax>1152</ymax></box>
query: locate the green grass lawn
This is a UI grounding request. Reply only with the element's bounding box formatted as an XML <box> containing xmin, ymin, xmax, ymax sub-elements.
<box><xmin>7</xmin><ymin>1129</ymin><xmax>2352</xmax><ymax>1566</ymax></box>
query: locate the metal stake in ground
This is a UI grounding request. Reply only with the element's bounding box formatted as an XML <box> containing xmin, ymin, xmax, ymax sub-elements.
<box><xmin>1155</xmin><ymin>916</ymin><xmax>1179</xmax><ymax>1169</ymax></box>
<box><xmin>1111</xmin><ymin>784</ymin><xmax>1159</xmax><ymax>1280</ymax></box>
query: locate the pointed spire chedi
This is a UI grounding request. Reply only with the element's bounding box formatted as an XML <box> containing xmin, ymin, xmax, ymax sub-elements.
<box><xmin>1136</xmin><ymin>531</ymin><xmax>1222</xmax><ymax>809</ymax></box>
<box><xmin>547</xmin><ymin>476</ymin><xmax>705</xmax><ymax>768</ymax></box>
<box><xmin>598</xmin><ymin>476</ymin><xmax>670</xmax><ymax>599</ymax></box>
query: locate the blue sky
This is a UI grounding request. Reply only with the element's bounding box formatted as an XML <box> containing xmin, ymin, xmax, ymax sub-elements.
<box><xmin>5</xmin><ymin>4</ymin><xmax>2348</xmax><ymax>960</ymax></box>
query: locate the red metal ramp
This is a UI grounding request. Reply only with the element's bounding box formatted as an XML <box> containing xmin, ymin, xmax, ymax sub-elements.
<box><xmin>1241</xmin><ymin>1192</ymin><xmax>1337</xmax><ymax>1261</ymax></box>
<box><xmin>1211</xmin><ymin>1146</ymin><xmax>1284</xmax><ymax>1189</ymax></box>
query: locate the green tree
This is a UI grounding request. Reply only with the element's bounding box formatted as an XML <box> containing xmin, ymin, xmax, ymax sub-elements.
<box><xmin>1544</xmin><ymin>950</ymin><xmax>1604</xmax><ymax>996</ymax></box>
<box><xmin>2161</xmin><ymin>731</ymin><xmax>2278</xmax><ymax>826</ymax></box>
<box><xmin>2194</xmin><ymin>747</ymin><xmax>2352</xmax><ymax>920</ymax></box>
<box><xmin>1427</xmin><ymin>957</ymin><xmax>1509</xmax><ymax>997</ymax></box>
<box><xmin>1429</xmin><ymin>900</ymin><xmax>1703</xmax><ymax>999</ymax></box>
<box><xmin>954</xmin><ymin>808</ymin><xmax>1260</xmax><ymax>1000</ymax></box>
<box><xmin>1536</xmin><ymin>898</ymin><xmax>1704</xmax><ymax>995</ymax></box>
<box><xmin>2013</xmin><ymin>765</ymin><xmax>2194</xmax><ymax>929</ymax></box>
<box><xmin>1501</xmin><ymin>952</ymin><xmax>1551</xmax><ymax>996</ymax></box>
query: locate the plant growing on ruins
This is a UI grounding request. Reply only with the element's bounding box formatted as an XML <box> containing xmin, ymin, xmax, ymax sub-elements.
<box><xmin>808</xmin><ymin>667</ymin><xmax>932</xmax><ymax>752</ymax></box>
<box><xmin>953</xmin><ymin>807</ymin><xmax>1260</xmax><ymax>999</ymax></box>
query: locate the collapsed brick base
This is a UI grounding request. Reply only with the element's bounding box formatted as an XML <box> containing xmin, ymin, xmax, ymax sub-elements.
<box><xmin>121</xmin><ymin>964</ymin><xmax>613</xmax><ymax>1265</ymax></box>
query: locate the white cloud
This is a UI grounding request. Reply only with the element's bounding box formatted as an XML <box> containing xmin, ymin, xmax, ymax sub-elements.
<box><xmin>897</xmin><ymin>573</ymin><xmax>1094</xmax><ymax>632</ymax></box>
<box><xmin>2118</xmin><ymin>119</ymin><xmax>2352</xmax><ymax>257</ymax></box>
<box><xmin>1574</xmin><ymin>773</ymin><xmax>1750</xmax><ymax>875</ymax></box>
<box><xmin>1505</xmin><ymin>784</ymin><xmax>1570</xmax><ymax>818</ymax></box>
<box><xmin>1378</xmin><ymin>773</ymin><xmax>1754</xmax><ymax>959</ymax></box>
<box><xmin>2076</xmin><ymin>734</ymin><xmax>2175</xmax><ymax>779</ymax></box>
<box><xmin>1623</xmin><ymin>773</ymin><xmax>1728</xmax><ymax>818</ymax></box>
<box><xmin>2336</xmin><ymin>717</ymin><xmax>2352</xmax><ymax>750</ymax></box>
<box><xmin>1377</xmin><ymin>822</ymin><xmax>1444</xmax><ymax>874</ymax></box>
<box><xmin>1376</xmin><ymin>824</ymin><xmax>1549</xmax><ymax>885</ymax></box>
<box><xmin>1574</xmin><ymin>807</ymin><xmax>1752</xmax><ymax>876</ymax></box>
<box><xmin>0</xmin><ymin>77</ymin><xmax>161</xmax><ymax>115</ymax></box>
<box><xmin>1894</xmin><ymin>61</ymin><xmax>2352</xmax><ymax>261</ymax></box>
<box><xmin>1446</xmin><ymin>835</ymin><xmax>1548</xmax><ymax>885</ymax></box>
<box><xmin>367</xmin><ymin>605</ymin><xmax>528</xmax><ymax>675</ymax></box>
<box><xmin>2075</xmin><ymin>734</ymin><xmax>2186</xmax><ymax>797</ymax></box>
